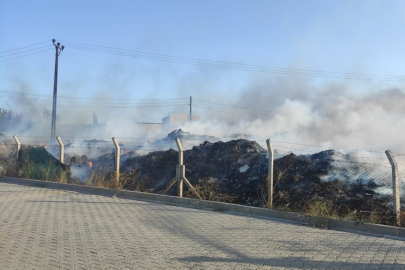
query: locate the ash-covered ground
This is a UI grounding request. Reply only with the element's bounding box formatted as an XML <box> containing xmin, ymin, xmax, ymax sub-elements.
<box><xmin>117</xmin><ymin>138</ymin><xmax>396</xmax><ymax>219</ymax></box>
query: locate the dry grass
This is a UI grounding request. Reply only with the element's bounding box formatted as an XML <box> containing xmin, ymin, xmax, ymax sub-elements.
<box><xmin>119</xmin><ymin>169</ymin><xmax>155</xmax><ymax>193</ymax></box>
<box><xmin>84</xmin><ymin>168</ymin><xmax>115</xmax><ymax>188</ymax></box>
<box><xmin>400</xmin><ymin>211</ymin><xmax>405</xmax><ymax>227</ymax></box>
<box><xmin>304</xmin><ymin>200</ymin><xmax>340</xmax><ymax>219</ymax></box>
<box><xmin>3</xmin><ymin>149</ymin><xmax>405</xmax><ymax>228</ymax></box>
<box><xmin>3</xmin><ymin>160</ymin><xmax>17</xmax><ymax>177</ymax></box>
<box><xmin>184</xmin><ymin>177</ymin><xmax>236</xmax><ymax>202</ymax></box>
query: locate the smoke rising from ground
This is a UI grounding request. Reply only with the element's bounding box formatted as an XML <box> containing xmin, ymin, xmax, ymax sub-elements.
<box><xmin>3</xmin><ymin>66</ymin><xmax>405</xmax><ymax>158</ymax></box>
<box><xmin>183</xmin><ymin>81</ymin><xmax>405</xmax><ymax>154</ymax></box>
<box><xmin>4</xmin><ymin>73</ymin><xmax>405</xmax><ymax>199</ymax></box>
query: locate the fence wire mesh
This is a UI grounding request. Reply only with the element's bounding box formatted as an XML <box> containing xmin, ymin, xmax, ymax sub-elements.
<box><xmin>271</xmin><ymin>142</ymin><xmax>404</xmax><ymax>226</ymax></box>
<box><xmin>0</xmin><ymin>142</ymin><xmax>17</xmax><ymax>176</ymax></box>
<box><xmin>1</xmin><ymin>135</ymin><xmax>404</xmax><ymax>226</ymax></box>
<box><xmin>186</xmin><ymin>138</ymin><xmax>266</xmax><ymax>203</ymax></box>
<box><xmin>120</xmin><ymin>146</ymin><xmax>177</xmax><ymax>193</ymax></box>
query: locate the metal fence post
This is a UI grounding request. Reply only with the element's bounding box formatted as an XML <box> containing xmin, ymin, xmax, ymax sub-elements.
<box><xmin>266</xmin><ymin>139</ymin><xmax>274</xmax><ymax>209</ymax></box>
<box><xmin>112</xmin><ymin>137</ymin><xmax>120</xmax><ymax>186</ymax></box>
<box><xmin>56</xmin><ymin>136</ymin><xmax>64</xmax><ymax>163</ymax></box>
<box><xmin>13</xmin><ymin>135</ymin><xmax>20</xmax><ymax>161</ymax></box>
<box><xmin>385</xmin><ymin>150</ymin><xmax>401</xmax><ymax>226</ymax></box>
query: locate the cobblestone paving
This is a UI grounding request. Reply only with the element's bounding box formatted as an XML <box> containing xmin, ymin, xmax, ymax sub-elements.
<box><xmin>0</xmin><ymin>182</ymin><xmax>405</xmax><ymax>270</ymax></box>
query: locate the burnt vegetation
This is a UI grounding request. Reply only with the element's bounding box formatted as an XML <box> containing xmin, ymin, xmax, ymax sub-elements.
<box><xmin>1</xmin><ymin>135</ymin><xmax>403</xmax><ymax>226</ymax></box>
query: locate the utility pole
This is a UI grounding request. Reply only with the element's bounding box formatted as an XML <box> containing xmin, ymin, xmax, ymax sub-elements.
<box><xmin>189</xmin><ymin>96</ymin><xmax>192</xmax><ymax>123</ymax></box>
<box><xmin>51</xmin><ymin>39</ymin><xmax>64</xmax><ymax>144</ymax></box>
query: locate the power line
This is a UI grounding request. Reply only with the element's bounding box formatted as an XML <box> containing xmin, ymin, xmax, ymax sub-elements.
<box><xmin>0</xmin><ymin>49</ymin><xmax>53</xmax><ymax>62</ymax></box>
<box><xmin>50</xmin><ymin>103</ymin><xmax>189</xmax><ymax>108</ymax></box>
<box><xmin>60</xmin><ymin>39</ymin><xmax>405</xmax><ymax>80</ymax></box>
<box><xmin>2</xmin><ymin>39</ymin><xmax>405</xmax><ymax>81</ymax></box>
<box><xmin>68</xmin><ymin>44</ymin><xmax>405</xmax><ymax>81</ymax></box>
<box><xmin>0</xmin><ymin>45</ymin><xmax>53</xmax><ymax>58</ymax></box>
<box><xmin>192</xmin><ymin>104</ymin><xmax>236</xmax><ymax>114</ymax></box>
<box><xmin>0</xmin><ymin>98</ymin><xmax>191</xmax><ymax>109</ymax></box>
<box><xmin>0</xmin><ymin>97</ymin><xmax>189</xmax><ymax>108</ymax></box>
<box><xmin>0</xmin><ymin>90</ymin><xmax>188</xmax><ymax>102</ymax></box>
<box><xmin>194</xmin><ymin>98</ymin><xmax>274</xmax><ymax>113</ymax></box>
<box><xmin>0</xmin><ymin>98</ymin><xmax>266</xmax><ymax>114</ymax></box>
<box><xmin>193</xmin><ymin>104</ymin><xmax>274</xmax><ymax>116</ymax></box>
<box><xmin>0</xmin><ymin>40</ymin><xmax>50</xmax><ymax>54</ymax></box>
<box><xmin>0</xmin><ymin>96</ymin><xmax>191</xmax><ymax>105</ymax></box>
<box><xmin>60</xmin><ymin>40</ymin><xmax>405</xmax><ymax>81</ymax></box>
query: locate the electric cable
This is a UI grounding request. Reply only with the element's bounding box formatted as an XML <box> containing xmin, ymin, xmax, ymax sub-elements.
<box><xmin>0</xmin><ymin>45</ymin><xmax>53</xmax><ymax>58</ymax></box>
<box><xmin>0</xmin><ymin>40</ymin><xmax>50</xmax><ymax>54</ymax></box>
<box><xmin>0</xmin><ymin>49</ymin><xmax>53</xmax><ymax>62</ymax></box>
<box><xmin>65</xmin><ymin>44</ymin><xmax>405</xmax><ymax>81</ymax></box>
<box><xmin>59</xmin><ymin>39</ymin><xmax>405</xmax><ymax>81</ymax></box>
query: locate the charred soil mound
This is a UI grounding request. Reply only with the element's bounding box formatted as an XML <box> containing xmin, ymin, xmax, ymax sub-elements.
<box><xmin>121</xmin><ymin>139</ymin><xmax>396</xmax><ymax>224</ymax></box>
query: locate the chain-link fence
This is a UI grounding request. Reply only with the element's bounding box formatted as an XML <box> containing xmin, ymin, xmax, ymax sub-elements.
<box><xmin>120</xmin><ymin>146</ymin><xmax>177</xmax><ymax>193</ymax></box>
<box><xmin>1</xmin><ymin>135</ymin><xmax>404</xmax><ymax>226</ymax></box>
<box><xmin>180</xmin><ymin>139</ymin><xmax>267</xmax><ymax>203</ymax></box>
<box><xmin>0</xmin><ymin>136</ymin><xmax>18</xmax><ymax>176</ymax></box>
<box><xmin>270</xmin><ymin>142</ymin><xmax>404</xmax><ymax>226</ymax></box>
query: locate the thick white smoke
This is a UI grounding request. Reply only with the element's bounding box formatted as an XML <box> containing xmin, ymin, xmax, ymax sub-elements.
<box><xmin>181</xmin><ymin>87</ymin><xmax>405</xmax><ymax>154</ymax></box>
<box><xmin>3</xmin><ymin>68</ymin><xmax>405</xmax><ymax>157</ymax></box>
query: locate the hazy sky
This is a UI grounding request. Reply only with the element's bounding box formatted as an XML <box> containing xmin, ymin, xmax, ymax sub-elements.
<box><xmin>1</xmin><ymin>0</ymin><xmax>404</xmax><ymax>97</ymax></box>
<box><xmin>1</xmin><ymin>0</ymin><xmax>405</xmax><ymax>149</ymax></box>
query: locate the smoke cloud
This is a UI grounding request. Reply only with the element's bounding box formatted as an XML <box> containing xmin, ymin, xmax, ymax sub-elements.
<box><xmin>2</xmin><ymin>63</ymin><xmax>405</xmax><ymax>160</ymax></box>
<box><xmin>182</xmin><ymin>79</ymin><xmax>405</xmax><ymax>155</ymax></box>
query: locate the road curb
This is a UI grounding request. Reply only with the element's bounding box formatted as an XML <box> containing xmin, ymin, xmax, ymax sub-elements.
<box><xmin>2</xmin><ymin>176</ymin><xmax>404</xmax><ymax>241</ymax></box>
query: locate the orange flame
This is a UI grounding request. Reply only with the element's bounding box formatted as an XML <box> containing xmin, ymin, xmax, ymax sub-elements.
<box><xmin>88</xmin><ymin>162</ymin><xmax>92</xmax><ymax>167</ymax></box>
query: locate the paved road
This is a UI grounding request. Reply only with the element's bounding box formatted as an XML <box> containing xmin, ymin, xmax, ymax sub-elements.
<box><xmin>0</xmin><ymin>182</ymin><xmax>405</xmax><ymax>270</ymax></box>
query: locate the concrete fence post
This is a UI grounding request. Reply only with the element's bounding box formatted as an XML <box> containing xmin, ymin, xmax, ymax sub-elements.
<box><xmin>266</xmin><ymin>139</ymin><xmax>274</xmax><ymax>209</ymax></box>
<box><xmin>13</xmin><ymin>135</ymin><xmax>20</xmax><ymax>161</ymax></box>
<box><xmin>176</xmin><ymin>138</ymin><xmax>183</xmax><ymax>166</ymax></box>
<box><xmin>175</xmin><ymin>138</ymin><xmax>184</xmax><ymax>197</ymax></box>
<box><xmin>161</xmin><ymin>138</ymin><xmax>201</xmax><ymax>199</ymax></box>
<box><xmin>385</xmin><ymin>150</ymin><xmax>401</xmax><ymax>226</ymax></box>
<box><xmin>112</xmin><ymin>137</ymin><xmax>120</xmax><ymax>186</ymax></box>
<box><xmin>56</xmin><ymin>136</ymin><xmax>64</xmax><ymax>163</ymax></box>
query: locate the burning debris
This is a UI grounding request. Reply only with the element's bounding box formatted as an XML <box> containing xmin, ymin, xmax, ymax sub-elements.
<box><xmin>150</xmin><ymin>129</ymin><xmax>220</xmax><ymax>150</ymax></box>
<box><xmin>117</xmin><ymin>137</ymin><xmax>400</xmax><ymax>224</ymax></box>
<box><xmin>2</xmin><ymin>130</ymin><xmax>402</xmax><ymax>225</ymax></box>
<box><xmin>162</xmin><ymin>129</ymin><xmax>219</xmax><ymax>141</ymax></box>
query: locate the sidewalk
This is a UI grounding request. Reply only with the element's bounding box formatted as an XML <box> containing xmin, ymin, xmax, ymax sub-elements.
<box><xmin>0</xmin><ymin>182</ymin><xmax>404</xmax><ymax>269</ymax></box>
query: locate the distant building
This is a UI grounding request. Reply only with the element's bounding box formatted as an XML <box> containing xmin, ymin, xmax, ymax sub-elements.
<box><xmin>162</xmin><ymin>114</ymin><xmax>199</xmax><ymax>132</ymax></box>
<box><xmin>53</xmin><ymin>113</ymin><xmax>199</xmax><ymax>137</ymax></box>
